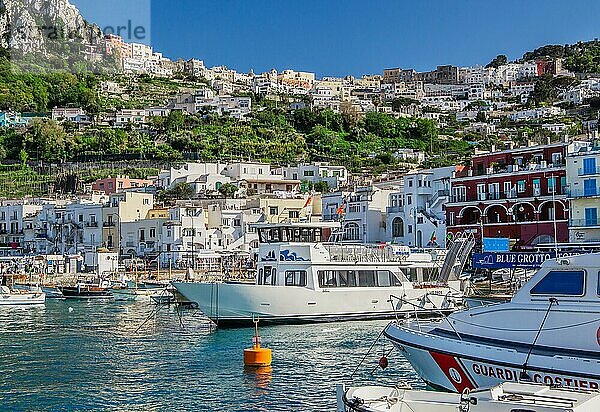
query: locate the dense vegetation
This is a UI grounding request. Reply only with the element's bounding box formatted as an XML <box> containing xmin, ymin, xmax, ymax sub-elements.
<box><xmin>0</xmin><ymin>105</ymin><xmax>474</xmax><ymax>172</ymax></box>
<box><xmin>523</xmin><ymin>40</ymin><xmax>600</xmax><ymax>73</ymax></box>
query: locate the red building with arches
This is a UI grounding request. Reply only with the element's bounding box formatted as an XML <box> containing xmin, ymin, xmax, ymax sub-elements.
<box><xmin>446</xmin><ymin>142</ymin><xmax>568</xmax><ymax>248</ymax></box>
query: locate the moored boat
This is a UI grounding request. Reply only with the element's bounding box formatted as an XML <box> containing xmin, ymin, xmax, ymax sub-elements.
<box><xmin>59</xmin><ymin>279</ymin><xmax>113</xmax><ymax>299</ymax></box>
<box><xmin>0</xmin><ymin>285</ymin><xmax>46</xmax><ymax>305</ymax></box>
<box><xmin>338</xmin><ymin>382</ymin><xmax>600</xmax><ymax>412</ymax></box>
<box><xmin>111</xmin><ymin>281</ymin><xmax>167</xmax><ymax>302</ymax></box>
<box><xmin>384</xmin><ymin>252</ymin><xmax>600</xmax><ymax>392</ymax></box>
<box><xmin>173</xmin><ymin>222</ymin><xmax>466</xmax><ymax>327</ymax></box>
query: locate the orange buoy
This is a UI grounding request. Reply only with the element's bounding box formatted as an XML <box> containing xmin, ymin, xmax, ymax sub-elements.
<box><xmin>244</xmin><ymin>317</ymin><xmax>272</xmax><ymax>367</ymax></box>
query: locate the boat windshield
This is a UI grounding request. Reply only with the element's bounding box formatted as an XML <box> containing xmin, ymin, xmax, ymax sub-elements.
<box><xmin>258</xmin><ymin>227</ymin><xmax>326</xmax><ymax>244</ymax></box>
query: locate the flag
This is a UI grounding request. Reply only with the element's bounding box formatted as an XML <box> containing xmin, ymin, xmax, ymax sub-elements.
<box><xmin>303</xmin><ymin>195</ymin><xmax>313</xmax><ymax>209</ymax></box>
<box><xmin>430</xmin><ymin>232</ymin><xmax>437</xmax><ymax>242</ymax></box>
<box><xmin>336</xmin><ymin>203</ymin><xmax>346</xmax><ymax>215</ymax></box>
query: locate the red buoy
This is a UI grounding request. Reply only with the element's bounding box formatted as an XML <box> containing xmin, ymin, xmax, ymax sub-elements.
<box><xmin>379</xmin><ymin>356</ymin><xmax>389</xmax><ymax>370</ymax></box>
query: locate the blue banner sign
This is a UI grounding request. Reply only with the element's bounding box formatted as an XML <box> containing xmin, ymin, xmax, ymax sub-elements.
<box><xmin>473</xmin><ymin>252</ymin><xmax>557</xmax><ymax>269</ymax></box>
<box><xmin>483</xmin><ymin>238</ymin><xmax>510</xmax><ymax>252</ymax></box>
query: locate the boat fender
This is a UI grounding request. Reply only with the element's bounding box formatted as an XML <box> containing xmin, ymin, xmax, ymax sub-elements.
<box><xmin>378</xmin><ymin>356</ymin><xmax>388</xmax><ymax>370</ymax></box>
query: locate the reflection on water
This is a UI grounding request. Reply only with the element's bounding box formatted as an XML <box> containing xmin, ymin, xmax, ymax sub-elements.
<box><xmin>0</xmin><ymin>301</ymin><xmax>422</xmax><ymax>411</ymax></box>
<box><xmin>244</xmin><ymin>366</ymin><xmax>273</xmax><ymax>392</ymax></box>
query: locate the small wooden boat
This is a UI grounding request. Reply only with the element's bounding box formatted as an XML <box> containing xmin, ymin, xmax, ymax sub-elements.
<box><xmin>0</xmin><ymin>286</ymin><xmax>46</xmax><ymax>306</ymax></box>
<box><xmin>59</xmin><ymin>282</ymin><xmax>113</xmax><ymax>299</ymax></box>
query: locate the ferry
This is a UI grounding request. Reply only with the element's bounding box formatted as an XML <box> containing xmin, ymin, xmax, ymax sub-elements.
<box><xmin>384</xmin><ymin>252</ymin><xmax>600</xmax><ymax>392</ymax></box>
<box><xmin>172</xmin><ymin>222</ymin><xmax>466</xmax><ymax>327</ymax></box>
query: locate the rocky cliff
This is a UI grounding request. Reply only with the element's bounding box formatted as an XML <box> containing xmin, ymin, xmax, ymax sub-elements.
<box><xmin>0</xmin><ymin>0</ymin><xmax>101</xmax><ymax>53</ymax></box>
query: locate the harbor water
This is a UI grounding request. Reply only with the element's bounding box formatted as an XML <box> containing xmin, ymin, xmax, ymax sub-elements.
<box><xmin>0</xmin><ymin>301</ymin><xmax>423</xmax><ymax>411</ymax></box>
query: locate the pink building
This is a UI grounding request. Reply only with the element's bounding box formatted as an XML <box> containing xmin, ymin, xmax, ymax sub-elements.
<box><xmin>92</xmin><ymin>176</ymin><xmax>153</xmax><ymax>194</ymax></box>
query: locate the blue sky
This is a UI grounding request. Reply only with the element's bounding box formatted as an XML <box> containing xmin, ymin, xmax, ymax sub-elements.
<box><xmin>72</xmin><ymin>0</ymin><xmax>600</xmax><ymax>77</ymax></box>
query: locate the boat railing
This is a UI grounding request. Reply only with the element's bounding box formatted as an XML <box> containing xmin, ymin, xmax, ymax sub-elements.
<box><xmin>322</xmin><ymin>243</ymin><xmax>409</xmax><ymax>263</ymax></box>
<box><xmin>388</xmin><ymin>293</ymin><xmax>464</xmax><ymax>340</ymax></box>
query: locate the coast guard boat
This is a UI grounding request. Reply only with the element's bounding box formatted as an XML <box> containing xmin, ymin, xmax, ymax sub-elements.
<box><xmin>384</xmin><ymin>253</ymin><xmax>600</xmax><ymax>392</ymax></box>
<box><xmin>173</xmin><ymin>222</ymin><xmax>468</xmax><ymax>327</ymax></box>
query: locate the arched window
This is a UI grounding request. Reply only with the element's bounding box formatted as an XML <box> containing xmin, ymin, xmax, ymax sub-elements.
<box><xmin>392</xmin><ymin>217</ymin><xmax>404</xmax><ymax>238</ymax></box>
<box><xmin>344</xmin><ymin>222</ymin><xmax>360</xmax><ymax>241</ymax></box>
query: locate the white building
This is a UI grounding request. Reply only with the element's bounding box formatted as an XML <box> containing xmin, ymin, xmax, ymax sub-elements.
<box><xmin>566</xmin><ymin>141</ymin><xmax>600</xmax><ymax>242</ymax></box>
<box><xmin>509</xmin><ymin>106</ymin><xmax>565</xmax><ymax>122</ymax></box>
<box><xmin>385</xmin><ymin>167</ymin><xmax>454</xmax><ymax>248</ymax></box>
<box><xmin>322</xmin><ymin>186</ymin><xmax>392</xmax><ymax>243</ymax></box>
<box><xmin>168</xmin><ymin>88</ymin><xmax>252</xmax><ymax>119</ymax></box>
<box><xmin>276</xmin><ymin>163</ymin><xmax>349</xmax><ymax>189</ymax></box>
<box><xmin>51</xmin><ymin>108</ymin><xmax>90</xmax><ymax>124</ymax></box>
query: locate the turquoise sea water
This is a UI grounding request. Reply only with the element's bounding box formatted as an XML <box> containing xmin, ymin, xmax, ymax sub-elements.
<box><xmin>0</xmin><ymin>301</ymin><xmax>423</xmax><ymax>411</ymax></box>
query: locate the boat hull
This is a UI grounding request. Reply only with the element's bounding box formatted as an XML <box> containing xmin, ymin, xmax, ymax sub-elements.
<box><xmin>384</xmin><ymin>322</ymin><xmax>600</xmax><ymax>392</ymax></box>
<box><xmin>0</xmin><ymin>293</ymin><xmax>46</xmax><ymax>305</ymax></box>
<box><xmin>111</xmin><ymin>288</ymin><xmax>162</xmax><ymax>302</ymax></box>
<box><xmin>172</xmin><ymin>281</ymin><xmax>459</xmax><ymax>328</ymax></box>
<box><xmin>59</xmin><ymin>286</ymin><xmax>113</xmax><ymax>299</ymax></box>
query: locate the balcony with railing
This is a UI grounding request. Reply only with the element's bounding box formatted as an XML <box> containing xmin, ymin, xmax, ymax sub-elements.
<box><xmin>578</xmin><ymin>166</ymin><xmax>600</xmax><ymax>176</ymax></box>
<box><xmin>460</xmin><ymin>161</ymin><xmax>566</xmax><ymax>178</ymax></box>
<box><xmin>567</xmin><ymin>187</ymin><xmax>600</xmax><ymax>198</ymax></box>
<box><xmin>570</xmin><ymin>218</ymin><xmax>600</xmax><ymax>228</ymax></box>
<box><xmin>386</xmin><ymin>206</ymin><xmax>403</xmax><ymax>214</ymax></box>
<box><xmin>453</xmin><ymin>190</ymin><xmax>541</xmax><ymax>203</ymax></box>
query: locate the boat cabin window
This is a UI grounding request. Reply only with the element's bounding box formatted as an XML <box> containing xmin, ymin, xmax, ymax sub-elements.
<box><xmin>377</xmin><ymin>270</ymin><xmax>391</xmax><ymax>287</ymax></box>
<box><xmin>285</xmin><ymin>270</ymin><xmax>307</xmax><ymax>287</ymax></box>
<box><xmin>530</xmin><ymin>270</ymin><xmax>585</xmax><ymax>296</ymax></box>
<box><xmin>338</xmin><ymin>270</ymin><xmax>358</xmax><ymax>287</ymax></box>
<box><xmin>358</xmin><ymin>271</ymin><xmax>376</xmax><ymax>287</ymax></box>
<box><xmin>317</xmin><ymin>270</ymin><xmax>403</xmax><ymax>288</ymax></box>
<box><xmin>258</xmin><ymin>227</ymin><xmax>324</xmax><ymax>244</ymax></box>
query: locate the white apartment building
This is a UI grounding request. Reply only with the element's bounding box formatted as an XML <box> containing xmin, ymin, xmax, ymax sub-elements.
<box><xmin>322</xmin><ymin>186</ymin><xmax>392</xmax><ymax>243</ymax></box>
<box><xmin>0</xmin><ymin>202</ymin><xmax>44</xmax><ymax>256</ymax></box>
<box><xmin>168</xmin><ymin>89</ymin><xmax>252</xmax><ymax>119</ymax></box>
<box><xmin>276</xmin><ymin>163</ymin><xmax>349</xmax><ymax>189</ymax></box>
<box><xmin>51</xmin><ymin>108</ymin><xmax>90</xmax><ymax>124</ymax></box>
<box><xmin>509</xmin><ymin>106</ymin><xmax>565</xmax><ymax>122</ymax></box>
<box><xmin>385</xmin><ymin>167</ymin><xmax>454</xmax><ymax>248</ymax></box>
<box><xmin>114</xmin><ymin>109</ymin><xmax>146</xmax><ymax>127</ymax></box>
<box><xmin>566</xmin><ymin>141</ymin><xmax>600</xmax><ymax>242</ymax></box>
<box><xmin>159</xmin><ymin>205</ymin><xmax>215</xmax><ymax>269</ymax></box>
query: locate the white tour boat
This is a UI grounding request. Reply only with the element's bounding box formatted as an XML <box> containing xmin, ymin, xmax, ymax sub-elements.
<box><xmin>384</xmin><ymin>252</ymin><xmax>600</xmax><ymax>392</ymax></box>
<box><xmin>0</xmin><ymin>285</ymin><xmax>46</xmax><ymax>305</ymax></box>
<box><xmin>173</xmin><ymin>222</ymin><xmax>467</xmax><ymax>327</ymax></box>
<box><xmin>338</xmin><ymin>382</ymin><xmax>600</xmax><ymax>412</ymax></box>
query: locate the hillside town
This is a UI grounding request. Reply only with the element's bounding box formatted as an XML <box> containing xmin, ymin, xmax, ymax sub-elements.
<box><xmin>0</xmin><ymin>32</ymin><xmax>599</xmax><ymax>275</ymax></box>
<box><xmin>7</xmin><ymin>0</ymin><xmax>600</xmax><ymax>410</ymax></box>
<box><xmin>0</xmin><ymin>135</ymin><xmax>597</xmax><ymax>272</ymax></box>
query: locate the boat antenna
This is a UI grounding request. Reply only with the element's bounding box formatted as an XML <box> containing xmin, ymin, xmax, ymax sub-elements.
<box><xmin>519</xmin><ymin>297</ymin><xmax>558</xmax><ymax>381</ymax></box>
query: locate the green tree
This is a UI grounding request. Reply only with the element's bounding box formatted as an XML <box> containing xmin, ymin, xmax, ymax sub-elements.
<box><xmin>218</xmin><ymin>182</ymin><xmax>239</xmax><ymax>198</ymax></box>
<box><xmin>486</xmin><ymin>54</ymin><xmax>508</xmax><ymax>69</ymax></box>
<box><xmin>159</xmin><ymin>182</ymin><xmax>194</xmax><ymax>202</ymax></box>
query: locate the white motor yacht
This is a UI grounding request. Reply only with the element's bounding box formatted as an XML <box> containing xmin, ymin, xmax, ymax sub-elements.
<box><xmin>338</xmin><ymin>382</ymin><xmax>600</xmax><ymax>412</ymax></box>
<box><xmin>384</xmin><ymin>252</ymin><xmax>600</xmax><ymax>392</ymax></box>
<box><xmin>0</xmin><ymin>285</ymin><xmax>46</xmax><ymax>305</ymax></box>
<box><xmin>173</xmin><ymin>222</ymin><xmax>466</xmax><ymax>327</ymax></box>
